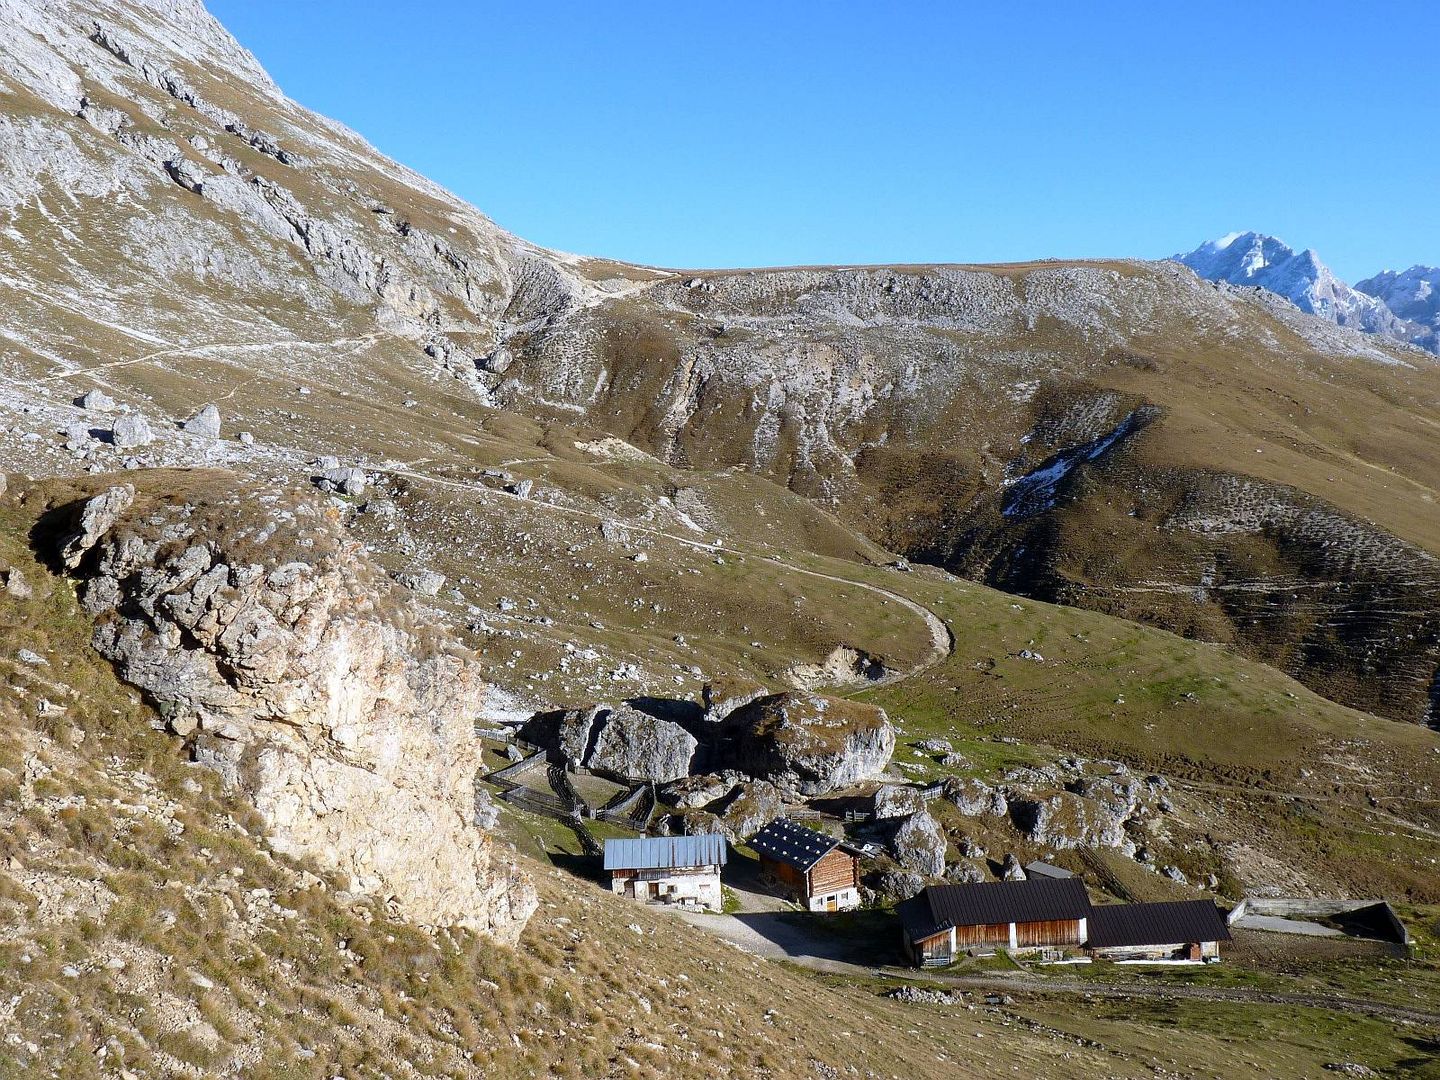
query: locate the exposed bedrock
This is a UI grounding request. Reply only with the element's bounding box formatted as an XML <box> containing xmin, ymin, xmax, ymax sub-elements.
<box><xmin>46</xmin><ymin>476</ymin><xmax>538</xmax><ymax>940</ymax></box>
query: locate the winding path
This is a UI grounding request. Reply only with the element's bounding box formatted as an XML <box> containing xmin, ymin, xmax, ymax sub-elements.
<box><xmin>376</xmin><ymin>461</ymin><xmax>956</xmax><ymax>681</ymax></box>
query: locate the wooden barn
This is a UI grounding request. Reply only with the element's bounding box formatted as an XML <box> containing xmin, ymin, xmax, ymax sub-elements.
<box><xmin>1085</xmin><ymin>900</ymin><xmax>1230</xmax><ymax>961</ymax></box>
<box><xmin>750</xmin><ymin>819</ymin><xmax>861</xmax><ymax>912</ymax></box>
<box><xmin>603</xmin><ymin>834</ymin><xmax>727</xmax><ymax>911</ymax></box>
<box><xmin>897</xmin><ymin>879</ymin><xmax>1091</xmax><ymax>965</ymax></box>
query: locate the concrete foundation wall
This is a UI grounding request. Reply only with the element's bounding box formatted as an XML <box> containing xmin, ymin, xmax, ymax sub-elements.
<box><xmin>1229</xmin><ymin>896</ymin><xmax>1409</xmax><ymax>945</ymax></box>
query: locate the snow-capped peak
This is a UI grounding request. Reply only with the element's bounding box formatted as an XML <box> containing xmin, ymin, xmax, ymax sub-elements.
<box><xmin>1356</xmin><ymin>265</ymin><xmax>1440</xmax><ymax>353</ymax></box>
<box><xmin>1172</xmin><ymin>233</ymin><xmax>1408</xmax><ymax>344</ymax></box>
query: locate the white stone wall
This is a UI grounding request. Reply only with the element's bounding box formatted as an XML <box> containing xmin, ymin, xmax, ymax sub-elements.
<box><xmin>806</xmin><ymin>886</ymin><xmax>860</xmax><ymax>912</ymax></box>
<box><xmin>614</xmin><ymin>869</ymin><xmax>723</xmax><ymax>910</ymax></box>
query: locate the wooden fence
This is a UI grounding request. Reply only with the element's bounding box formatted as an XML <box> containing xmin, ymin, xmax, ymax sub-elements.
<box><xmin>597</xmin><ymin>783</ymin><xmax>655</xmax><ymax>831</ymax></box>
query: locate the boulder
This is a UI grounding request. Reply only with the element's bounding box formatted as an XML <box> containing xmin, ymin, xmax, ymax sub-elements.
<box><xmin>1000</xmin><ymin>853</ymin><xmax>1026</xmax><ymax>881</ymax></box>
<box><xmin>394</xmin><ymin>570</ymin><xmax>446</xmax><ymax>596</ymax></box>
<box><xmin>181</xmin><ymin>404</ymin><xmax>221</xmax><ymax>438</ymax></box>
<box><xmin>318</xmin><ymin>467</ymin><xmax>367</xmax><ymax>496</ymax></box>
<box><xmin>555</xmin><ymin>703</ymin><xmax>607</xmax><ymax>767</ymax></box>
<box><xmin>945</xmin><ymin>862</ymin><xmax>986</xmax><ymax>885</ymax></box>
<box><xmin>77</xmin><ymin>389</ymin><xmax>116</xmax><ymax>412</ymax></box>
<box><xmin>662</xmin><ymin>773</ymin><xmax>735</xmax><ymax>811</ymax></box>
<box><xmin>723</xmin><ymin>691</ymin><xmax>894</xmax><ymax>797</ymax></box>
<box><xmin>869</xmin><ymin>868</ymin><xmax>927</xmax><ymax>903</ymax></box>
<box><xmin>944</xmin><ymin>777</ymin><xmax>1008</xmax><ymax>817</ymax></box>
<box><xmin>110</xmin><ymin>414</ymin><xmax>153</xmax><ymax>449</ymax></box>
<box><xmin>889</xmin><ymin>810</ymin><xmax>947</xmax><ymax>877</ymax></box>
<box><xmin>479</xmin><ymin>345</ymin><xmax>513</xmax><ymax>374</ymax></box>
<box><xmin>674</xmin><ymin>809</ymin><xmax>726</xmax><ymax>839</ymax></box>
<box><xmin>709</xmin><ymin>779</ymin><xmax>786</xmax><ymax>840</ymax></box>
<box><xmin>3</xmin><ymin>568</ymin><xmax>31</xmax><ymax>600</ymax></box>
<box><xmin>873</xmin><ymin>784</ymin><xmax>927</xmax><ymax>820</ymax></box>
<box><xmin>63</xmin><ymin>422</ymin><xmax>94</xmax><ymax>451</ymax></box>
<box><xmin>164</xmin><ymin>156</ymin><xmax>207</xmax><ymax>194</ymax></box>
<box><xmin>1008</xmin><ymin>789</ymin><xmax>1135</xmax><ymax>851</ymax></box>
<box><xmin>584</xmin><ymin>704</ymin><xmax>697</xmax><ymax>784</ymax></box>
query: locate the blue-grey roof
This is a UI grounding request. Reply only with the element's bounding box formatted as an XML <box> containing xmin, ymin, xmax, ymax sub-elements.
<box><xmin>603</xmin><ymin>834</ymin><xmax>728</xmax><ymax>871</ymax></box>
<box><xmin>1025</xmin><ymin>861</ymin><xmax>1074</xmax><ymax>879</ymax></box>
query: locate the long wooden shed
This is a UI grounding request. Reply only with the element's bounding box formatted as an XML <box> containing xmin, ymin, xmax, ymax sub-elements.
<box><xmin>897</xmin><ymin>879</ymin><xmax>1091</xmax><ymax>965</ymax></box>
<box><xmin>1085</xmin><ymin>900</ymin><xmax>1230</xmax><ymax>961</ymax></box>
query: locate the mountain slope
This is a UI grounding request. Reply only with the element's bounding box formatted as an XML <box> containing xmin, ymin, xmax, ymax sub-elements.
<box><xmin>3</xmin><ymin>2</ymin><xmax>1436</xmax><ymax>728</ymax></box>
<box><xmin>2</xmin><ymin>3</ymin><xmax>1440</xmax><ymax>1074</ymax></box>
<box><xmin>497</xmin><ymin>262</ymin><xmax>1440</xmax><ymax>726</ymax></box>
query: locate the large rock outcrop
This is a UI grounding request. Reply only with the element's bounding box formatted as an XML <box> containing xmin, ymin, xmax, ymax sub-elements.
<box><xmin>584</xmin><ymin>703</ymin><xmax>698</xmax><ymax>783</ymax></box>
<box><xmin>54</xmin><ymin>478</ymin><xmax>536</xmax><ymax>941</ymax></box>
<box><xmin>722</xmin><ymin>691</ymin><xmax>894</xmax><ymax>797</ymax></box>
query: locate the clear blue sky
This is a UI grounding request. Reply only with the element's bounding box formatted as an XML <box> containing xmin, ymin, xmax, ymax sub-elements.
<box><xmin>209</xmin><ymin>1</ymin><xmax>1437</xmax><ymax>279</ymax></box>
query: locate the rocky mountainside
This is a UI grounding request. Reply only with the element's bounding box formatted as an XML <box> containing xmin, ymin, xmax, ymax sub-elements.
<box><xmin>0</xmin><ymin>0</ymin><xmax>645</xmax><ymax>396</ymax></box>
<box><xmin>1357</xmin><ymin>264</ymin><xmax>1440</xmax><ymax>353</ymax></box>
<box><xmin>3</xmin><ymin>3</ymin><xmax>1440</xmax><ymax>1074</ymax></box>
<box><xmin>497</xmin><ymin>262</ymin><xmax>1440</xmax><ymax>726</ymax></box>
<box><xmin>3</xmin><ymin>1</ymin><xmax>1436</xmax><ymax>728</ymax></box>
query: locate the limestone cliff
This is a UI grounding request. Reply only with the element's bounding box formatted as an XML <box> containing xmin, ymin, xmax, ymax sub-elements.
<box><xmin>50</xmin><ymin>474</ymin><xmax>536</xmax><ymax>941</ymax></box>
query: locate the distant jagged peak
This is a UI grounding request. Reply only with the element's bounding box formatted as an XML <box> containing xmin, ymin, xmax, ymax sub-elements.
<box><xmin>1176</xmin><ymin>231</ymin><xmax>1326</xmax><ymax>289</ymax></box>
<box><xmin>1173</xmin><ymin>231</ymin><xmax>1410</xmax><ymax>344</ymax></box>
<box><xmin>1356</xmin><ymin>264</ymin><xmax>1440</xmax><ymax>352</ymax></box>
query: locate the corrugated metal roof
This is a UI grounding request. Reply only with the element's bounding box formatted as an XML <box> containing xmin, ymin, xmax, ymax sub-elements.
<box><xmin>750</xmin><ymin>819</ymin><xmax>840</xmax><ymax>871</ymax></box>
<box><xmin>1086</xmin><ymin>901</ymin><xmax>1231</xmax><ymax>949</ymax></box>
<box><xmin>602</xmin><ymin>834</ymin><xmax>728</xmax><ymax>871</ymax></box>
<box><xmin>901</xmin><ymin>879</ymin><xmax>1091</xmax><ymax>940</ymax></box>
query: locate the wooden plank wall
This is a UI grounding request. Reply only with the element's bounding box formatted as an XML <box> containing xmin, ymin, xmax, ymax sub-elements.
<box><xmin>762</xmin><ymin>857</ymin><xmax>806</xmax><ymax>893</ymax></box>
<box><xmin>1015</xmin><ymin>919</ymin><xmax>1083</xmax><ymax>947</ymax></box>
<box><xmin>954</xmin><ymin>922</ymin><xmax>1011</xmax><ymax>947</ymax></box>
<box><xmin>916</xmin><ymin>932</ymin><xmax>952</xmax><ymax>962</ymax></box>
<box><xmin>808</xmin><ymin>850</ymin><xmax>859</xmax><ymax>895</ymax></box>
